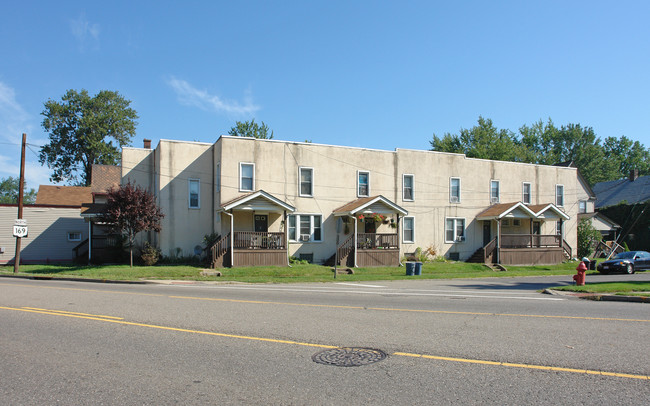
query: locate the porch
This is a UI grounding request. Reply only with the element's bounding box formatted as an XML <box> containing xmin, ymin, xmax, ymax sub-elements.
<box><xmin>72</xmin><ymin>233</ymin><xmax>123</xmax><ymax>264</ymax></box>
<box><xmin>479</xmin><ymin>234</ymin><xmax>571</xmax><ymax>265</ymax></box>
<box><xmin>336</xmin><ymin>232</ymin><xmax>400</xmax><ymax>267</ymax></box>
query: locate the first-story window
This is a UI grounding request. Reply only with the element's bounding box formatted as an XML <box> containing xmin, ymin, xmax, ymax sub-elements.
<box><xmin>67</xmin><ymin>232</ymin><xmax>82</xmax><ymax>242</ymax></box>
<box><xmin>299</xmin><ymin>167</ymin><xmax>313</xmax><ymax>197</ymax></box>
<box><xmin>579</xmin><ymin>200</ymin><xmax>586</xmax><ymax>213</ymax></box>
<box><xmin>288</xmin><ymin>214</ymin><xmax>322</xmax><ymax>242</ymax></box>
<box><xmin>445</xmin><ymin>218</ymin><xmax>466</xmax><ymax>243</ymax></box>
<box><xmin>403</xmin><ymin>217</ymin><xmax>414</xmax><ymax>243</ymax></box>
<box><xmin>189</xmin><ymin>179</ymin><xmax>200</xmax><ymax>208</ymax></box>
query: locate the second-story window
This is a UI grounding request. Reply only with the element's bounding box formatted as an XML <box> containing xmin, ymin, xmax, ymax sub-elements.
<box><xmin>579</xmin><ymin>200</ymin><xmax>587</xmax><ymax>213</ymax></box>
<box><xmin>490</xmin><ymin>180</ymin><xmax>500</xmax><ymax>203</ymax></box>
<box><xmin>522</xmin><ymin>182</ymin><xmax>531</xmax><ymax>204</ymax></box>
<box><xmin>556</xmin><ymin>184</ymin><xmax>564</xmax><ymax>206</ymax></box>
<box><xmin>240</xmin><ymin>163</ymin><xmax>255</xmax><ymax>192</ymax></box>
<box><xmin>450</xmin><ymin>177</ymin><xmax>461</xmax><ymax>203</ymax></box>
<box><xmin>299</xmin><ymin>167</ymin><xmax>313</xmax><ymax>197</ymax></box>
<box><xmin>403</xmin><ymin>174</ymin><xmax>414</xmax><ymax>201</ymax></box>
<box><xmin>358</xmin><ymin>171</ymin><xmax>369</xmax><ymax>197</ymax></box>
<box><xmin>189</xmin><ymin>179</ymin><xmax>200</xmax><ymax>208</ymax></box>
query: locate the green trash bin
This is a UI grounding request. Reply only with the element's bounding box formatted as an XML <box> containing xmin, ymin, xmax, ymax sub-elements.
<box><xmin>405</xmin><ymin>262</ymin><xmax>415</xmax><ymax>276</ymax></box>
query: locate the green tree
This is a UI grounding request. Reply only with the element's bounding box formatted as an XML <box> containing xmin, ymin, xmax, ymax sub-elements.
<box><xmin>602</xmin><ymin>135</ymin><xmax>650</xmax><ymax>179</ymax></box>
<box><xmin>577</xmin><ymin>218</ymin><xmax>602</xmax><ymax>258</ymax></box>
<box><xmin>40</xmin><ymin>89</ymin><xmax>138</xmax><ymax>186</ymax></box>
<box><xmin>101</xmin><ymin>182</ymin><xmax>164</xmax><ymax>267</ymax></box>
<box><xmin>0</xmin><ymin>177</ymin><xmax>36</xmax><ymax>204</ymax></box>
<box><xmin>228</xmin><ymin>119</ymin><xmax>274</xmax><ymax>139</ymax></box>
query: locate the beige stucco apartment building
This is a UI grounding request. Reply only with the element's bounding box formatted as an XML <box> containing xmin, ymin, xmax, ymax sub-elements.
<box><xmin>122</xmin><ymin>136</ymin><xmax>591</xmax><ymax>266</ymax></box>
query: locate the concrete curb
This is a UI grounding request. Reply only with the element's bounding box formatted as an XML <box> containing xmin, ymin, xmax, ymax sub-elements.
<box><xmin>543</xmin><ymin>289</ymin><xmax>650</xmax><ymax>303</ymax></box>
<box><xmin>0</xmin><ymin>274</ymin><xmax>149</xmax><ymax>284</ymax></box>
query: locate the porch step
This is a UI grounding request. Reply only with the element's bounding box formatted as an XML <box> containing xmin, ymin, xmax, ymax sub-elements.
<box><xmin>466</xmin><ymin>248</ymin><xmax>485</xmax><ymax>263</ymax></box>
<box><xmin>483</xmin><ymin>263</ymin><xmax>507</xmax><ymax>272</ymax></box>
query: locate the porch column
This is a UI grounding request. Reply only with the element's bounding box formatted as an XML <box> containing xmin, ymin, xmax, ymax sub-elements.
<box><xmin>353</xmin><ymin>214</ymin><xmax>358</xmax><ymax>267</ymax></box>
<box><xmin>496</xmin><ymin>219</ymin><xmax>501</xmax><ymax>264</ymax></box>
<box><xmin>88</xmin><ymin>221</ymin><xmax>92</xmax><ymax>262</ymax></box>
<box><xmin>397</xmin><ymin>214</ymin><xmax>401</xmax><ymax>264</ymax></box>
<box><xmin>559</xmin><ymin>218</ymin><xmax>564</xmax><ymax>248</ymax></box>
<box><xmin>284</xmin><ymin>210</ymin><xmax>289</xmax><ymax>266</ymax></box>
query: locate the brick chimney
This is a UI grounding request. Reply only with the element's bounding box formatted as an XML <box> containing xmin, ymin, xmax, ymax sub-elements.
<box><xmin>629</xmin><ymin>169</ymin><xmax>639</xmax><ymax>182</ymax></box>
<box><xmin>143</xmin><ymin>139</ymin><xmax>151</xmax><ymax>149</ymax></box>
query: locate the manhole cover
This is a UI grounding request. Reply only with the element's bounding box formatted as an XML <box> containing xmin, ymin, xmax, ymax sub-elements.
<box><xmin>312</xmin><ymin>347</ymin><xmax>388</xmax><ymax>367</ymax></box>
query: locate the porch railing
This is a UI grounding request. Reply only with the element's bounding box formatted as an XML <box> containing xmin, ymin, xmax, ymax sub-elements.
<box><xmin>72</xmin><ymin>238</ymin><xmax>89</xmax><ymax>259</ymax></box>
<box><xmin>500</xmin><ymin>234</ymin><xmax>561</xmax><ymax>249</ymax></box>
<box><xmin>337</xmin><ymin>234</ymin><xmax>355</xmax><ymax>262</ymax></box>
<box><xmin>357</xmin><ymin>233</ymin><xmax>398</xmax><ymax>249</ymax></box>
<box><xmin>484</xmin><ymin>237</ymin><xmax>497</xmax><ymax>263</ymax></box>
<box><xmin>210</xmin><ymin>233</ymin><xmax>230</xmax><ymax>268</ymax></box>
<box><xmin>233</xmin><ymin>231</ymin><xmax>286</xmax><ymax>250</ymax></box>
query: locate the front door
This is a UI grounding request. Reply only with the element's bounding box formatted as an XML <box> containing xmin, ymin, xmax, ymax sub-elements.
<box><xmin>364</xmin><ymin>219</ymin><xmax>376</xmax><ymax>234</ymax></box>
<box><xmin>483</xmin><ymin>221</ymin><xmax>491</xmax><ymax>246</ymax></box>
<box><xmin>254</xmin><ymin>215</ymin><xmax>268</xmax><ymax>232</ymax></box>
<box><xmin>532</xmin><ymin>221</ymin><xmax>541</xmax><ymax>248</ymax></box>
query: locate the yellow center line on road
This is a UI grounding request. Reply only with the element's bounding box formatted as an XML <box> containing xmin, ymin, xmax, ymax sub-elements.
<box><xmin>21</xmin><ymin>307</ymin><xmax>124</xmax><ymax>320</ymax></box>
<box><xmin>1</xmin><ymin>305</ymin><xmax>648</xmax><ymax>381</ymax></box>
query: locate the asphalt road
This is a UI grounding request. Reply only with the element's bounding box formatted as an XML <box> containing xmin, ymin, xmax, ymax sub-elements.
<box><xmin>1</xmin><ymin>273</ymin><xmax>649</xmax><ymax>405</ymax></box>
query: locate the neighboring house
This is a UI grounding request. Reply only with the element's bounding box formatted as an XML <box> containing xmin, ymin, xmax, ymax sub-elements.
<box><xmin>592</xmin><ymin>170</ymin><xmax>650</xmax><ymax>250</ymax></box>
<box><xmin>0</xmin><ymin>185</ymin><xmax>93</xmax><ymax>264</ymax></box>
<box><xmin>122</xmin><ymin>137</ymin><xmax>588</xmax><ymax>266</ymax></box>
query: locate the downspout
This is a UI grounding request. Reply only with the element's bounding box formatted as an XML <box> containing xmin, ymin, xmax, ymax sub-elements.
<box><xmin>224</xmin><ymin>210</ymin><xmax>234</xmax><ymax>267</ymax></box>
<box><xmin>353</xmin><ymin>213</ymin><xmax>358</xmax><ymax>267</ymax></box>
<box><xmin>88</xmin><ymin>220</ymin><xmax>92</xmax><ymax>262</ymax></box>
<box><xmin>285</xmin><ymin>210</ymin><xmax>291</xmax><ymax>267</ymax></box>
<box><xmin>397</xmin><ymin>214</ymin><xmax>403</xmax><ymax>266</ymax></box>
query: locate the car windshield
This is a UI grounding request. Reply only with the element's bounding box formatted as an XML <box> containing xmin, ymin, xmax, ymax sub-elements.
<box><xmin>614</xmin><ymin>252</ymin><xmax>636</xmax><ymax>259</ymax></box>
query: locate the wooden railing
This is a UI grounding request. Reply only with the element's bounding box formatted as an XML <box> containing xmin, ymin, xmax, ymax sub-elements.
<box><xmin>337</xmin><ymin>234</ymin><xmax>355</xmax><ymax>262</ymax></box>
<box><xmin>72</xmin><ymin>238</ymin><xmax>89</xmax><ymax>259</ymax></box>
<box><xmin>357</xmin><ymin>233</ymin><xmax>398</xmax><ymax>250</ymax></box>
<box><xmin>233</xmin><ymin>231</ymin><xmax>286</xmax><ymax>250</ymax></box>
<box><xmin>484</xmin><ymin>237</ymin><xmax>497</xmax><ymax>263</ymax></box>
<box><xmin>500</xmin><ymin>234</ymin><xmax>561</xmax><ymax>249</ymax></box>
<box><xmin>210</xmin><ymin>233</ymin><xmax>230</xmax><ymax>268</ymax></box>
<box><xmin>562</xmin><ymin>239</ymin><xmax>572</xmax><ymax>258</ymax></box>
<box><xmin>92</xmin><ymin>234</ymin><xmax>122</xmax><ymax>249</ymax></box>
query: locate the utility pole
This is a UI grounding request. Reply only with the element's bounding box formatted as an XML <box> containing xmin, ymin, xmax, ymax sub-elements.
<box><xmin>14</xmin><ymin>133</ymin><xmax>26</xmax><ymax>273</ymax></box>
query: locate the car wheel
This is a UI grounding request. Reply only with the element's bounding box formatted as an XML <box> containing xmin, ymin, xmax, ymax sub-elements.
<box><xmin>626</xmin><ymin>264</ymin><xmax>634</xmax><ymax>274</ymax></box>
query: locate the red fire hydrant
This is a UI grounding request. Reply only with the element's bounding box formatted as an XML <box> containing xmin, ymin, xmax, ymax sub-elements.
<box><xmin>573</xmin><ymin>261</ymin><xmax>587</xmax><ymax>286</ymax></box>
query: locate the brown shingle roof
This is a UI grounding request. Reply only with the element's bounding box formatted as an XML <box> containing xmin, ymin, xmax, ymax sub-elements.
<box><xmin>475</xmin><ymin>202</ymin><xmax>522</xmax><ymax>218</ymax></box>
<box><xmin>35</xmin><ymin>185</ymin><xmax>93</xmax><ymax>206</ymax></box>
<box><xmin>91</xmin><ymin>164</ymin><xmax>121</xmax><ymax>194</ymax></box>
<box><xmin>332</xmin><ymin>196</ymin><xmax>378</xmax><ymax>214</ymax></box>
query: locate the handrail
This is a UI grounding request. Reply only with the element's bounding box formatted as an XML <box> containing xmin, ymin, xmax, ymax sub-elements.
<box><xmin>562</xmin><ymin>239</ymin><xmax>572</xmax><ymax>258</ymax></box>
<box><xmin>72</xmin><ymin>238</ymin><xmax>89</xmax><ymax>258</ymax></box>
<box><xmin>337</xmin><ymin>234</ymin><xmax>355</xmax><ymax>262</ymax></box>
<box><xmin>357</xmin><ymin>233</ymin><xmax>398</xmax><ymax>249</ymax></box>
<box><xmin>484</xmin><ymin>237</ymin><xmax>497</xmax><ymax>263</ymax></box>
<box><xmin>210</xmin><ymin>233</ymin><xmax>230</xmax><ymax>268</ymax></box>
<box><xmin>500</xmin><ymin>234</ymin><xmax>561</xmax><ymax>249</ymax></box>
<box><xmin>233</xmin><ymin>231</ymin><xmax>285</xmax><ymax>250</ymax></box>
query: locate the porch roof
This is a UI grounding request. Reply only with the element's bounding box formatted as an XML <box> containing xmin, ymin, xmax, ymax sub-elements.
<box><xmin>476</xmin><ymin>202</ymin><xmax>569</xmax><ymax>221</ymax></box>
<box><xmin>332</xmin><ymin>195</ymin><xmax>408</xmax><ymax>216</ymax></box>
<box><xmin>220</xmin><ymin>190</ymin><xmax>295</xmax><ymax>212</ymax></box>
<box><xmin>80</xmin><ymin>203</ymin><xmax>107</xmax><ymax>218</ymax></box>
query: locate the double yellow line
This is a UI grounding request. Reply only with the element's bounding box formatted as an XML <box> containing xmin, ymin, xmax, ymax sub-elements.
<box><xmin>2</xmin><ymin>305</ymin><xmax>648</xmax><ymax>381</ymax></box>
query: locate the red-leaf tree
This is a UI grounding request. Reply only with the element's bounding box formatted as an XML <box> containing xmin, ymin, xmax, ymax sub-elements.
<box><xmin>102</xmin><ymin>182</ymin><xmax>164</xmax><ymax>267</ymax></box>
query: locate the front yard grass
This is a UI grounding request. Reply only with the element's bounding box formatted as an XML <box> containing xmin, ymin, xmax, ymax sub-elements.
<box><xmin>2</xmin><ymin>260</ymin><xmax>580</xmax><ymax>283</ymax></box>
<box><xmin>548</xmin><ymin>281</ymin><xmax>650</xmax><ymax>296</ymax></box>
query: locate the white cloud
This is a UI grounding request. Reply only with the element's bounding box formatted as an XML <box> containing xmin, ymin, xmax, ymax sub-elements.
<box><xmin>0</xmin><ymin>82</ymin><xmax>31</xmax><ymax>142</ymax></box>
<box><xmin>167</xmin><ymin>77</ymin><xmax>260</xmax><ymax>116</ymax></box>
<box><xmin>70</xmin><ymin>13</ymin><xmax>100</xmax><ymax>51</ymax></box>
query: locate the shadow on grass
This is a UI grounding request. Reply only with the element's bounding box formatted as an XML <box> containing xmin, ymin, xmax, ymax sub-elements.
<box><xmin>4</xmin><ymin>265</ymin><xmax>93</xmax><ymax>275</ymax></box>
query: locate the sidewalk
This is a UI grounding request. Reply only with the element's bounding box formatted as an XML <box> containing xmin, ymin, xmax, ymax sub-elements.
<box><xmin>544</xmin><ymin>288</ymin><xmax>650</xmax><ymax>303</ymax></box>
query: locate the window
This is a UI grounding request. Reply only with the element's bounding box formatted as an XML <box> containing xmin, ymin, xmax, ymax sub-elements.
<box><xmin>299</xmin><ymin>167</ymin><xmax>313</xmax><ymax>197</ymax></box>
<box><xmin>288</xmin><ymin>214</ymin><xmax>322</xmax><ymax>242</ymax></box>
<box><xmin>579</xmin><ymin>200</ymin><xmax>587</xmax><ymax>213</ymax></box>
<box><xmin>445</xmin><ymin>218</ymin><xmax>466</xmax><ymax>243</ymax></box>
<box><xmin>216</xmin><ymin>163</ymin><xmax>221</xmax><ymax>192</ymax></box>
<box><xmin>450</xmin><ymin>177</ymin><xmax>461</xmax><ymax>203</ymax></box>
<box><xmin>403</xmin><ymin>174</ymin><xmax>414</xmax><ymax>201</ymax></box>
<box><xmin>513</xmin><ymin>219</ymin><xmax>521</xmax><ymax>227</ymax></box>
<box><xmin>403</xmin><ymin>217</ymin><xmax>414</xmax><ymax>243</ymax></box>
<box><xmin>67</xmin><ymin>232</ymin><xmax>82</xmax><ymax>242</ymax></box>
<box><xmin>188</xmin><ymin>179</ymin><xmax>200</xmax><ymax>208</ymax></box>
<box><xmin>556</xmin><ymin>184</ymin><xmax>564</xmax><ymax>206</ymax></box>
<box><xmin>358</xmin><ymin>171</ymin><xmax>369</xmax><ymax>197</ymax></box>
<box><xmin>522</xmin><ymin>182</ymin><xmax>531</xmax><ymax>204</ymax></box>
<box><xmin>240</xmin><ymin>163</ymin><xmax>254</xmax><ymax>191</ymax></box>
<box><xmin>490</xmin><ymin>180</ymin><xmax>500</xmax><ymax>203</ymax></box>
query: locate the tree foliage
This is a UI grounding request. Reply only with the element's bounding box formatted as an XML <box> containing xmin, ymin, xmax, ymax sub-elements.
<box><xmin>40</xmin><ymin>89</ymin><xmax>138</xmax><ymax>186</ymax></box>
<box><xmin>431</xmin><ymin>116</ymin><xmax>650</xmax><ymax>186</ymax></box>
<box><xmin>102</xmin><ymin>182</ymin><xmax>164</xmax><ymax>267</ymax></box>
<box><xmin>228</xmin><ymin>119</ymin><xmax>274</xmax><ymax>139</ymax></box>
<box><xmin>577</xmin><ymin>218</ymin><xmax>602</xmax><ymax>258</ymax></box>
<box><xmin>0</xmin><ymin>177</ymin><xmax>36</xmax><ymax>204</ymax></box>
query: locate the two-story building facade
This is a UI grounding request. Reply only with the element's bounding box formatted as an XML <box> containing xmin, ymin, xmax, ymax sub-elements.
<box><xmin>122</xmin><ymin>136</ymin><xmax>585</xmax><ymax>267</ymax></box>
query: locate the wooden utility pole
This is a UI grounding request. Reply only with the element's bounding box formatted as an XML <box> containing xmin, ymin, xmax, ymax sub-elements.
<box><xmin>14</xmin><ymin>133</ymin><xmax>26</xmax><ymax>273</ymax></box>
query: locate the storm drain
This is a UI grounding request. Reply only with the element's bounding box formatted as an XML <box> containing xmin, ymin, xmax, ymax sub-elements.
<box><xmin>312</xmin><ymin>347</ymin><xmax>388</xmax><ymax>367</ymax></box>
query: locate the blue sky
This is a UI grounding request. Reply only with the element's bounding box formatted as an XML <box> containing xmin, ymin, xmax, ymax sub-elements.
<box><xmin>1</xmin><ymin>1</ymin><xmax>649</xmax><ymax>189</ymax></box>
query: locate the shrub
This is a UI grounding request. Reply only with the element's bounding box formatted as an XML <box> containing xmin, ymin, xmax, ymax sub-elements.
<box><xmin>140</xmin><ymin>242</ymin><xmax>161</xmax><ymax>266</ymax></box>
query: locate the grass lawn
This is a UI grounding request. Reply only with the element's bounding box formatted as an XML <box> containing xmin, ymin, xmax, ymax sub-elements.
<box><xmin>549</xmin><ymin>281</ymin><xmax>650</xmax><ymax>296</ymax></box>
<box><xmin>1</xmin><ymin>260</ymin><xmax>580</xmax><ymax>283</ymax></box>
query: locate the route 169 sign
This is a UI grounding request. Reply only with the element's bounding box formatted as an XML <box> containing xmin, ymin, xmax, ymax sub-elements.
<box><xmin>13</xmin><ymin>219</ymin><xmax>28</xmax><ymax>238</ymax></box>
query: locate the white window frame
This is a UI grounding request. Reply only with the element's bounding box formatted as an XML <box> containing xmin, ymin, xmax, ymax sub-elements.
<box><xmin>67</xmin><ymin>231</ymin><xmax>82</xmax><ymax>242</ymax></box>
<box><xmin>240</xmin><ymin>162</ymin><xmax>255</xmax><ymax>192</ymax></box>
<box><xmin>402</xmin><ymin>174</ymin><xmax>414</xmax><ymax>201</ymax></box>
<box><xmin>556</xmin><ymin>184</ymin><xmax>564</xmax><ymax>207</ymax></box>
<box><xmin>403</xmin><ymin>216</ymin><xmax>415</xmax><ymax>243</ymax></box>
<box><xmin>288</xmin><ymin>214</ymin><xmax>322</xmax><ymax>242</ymax></box>
<box><xmin>216</xmin><ymin>163</ymin><xmax>221</xmax><ymax>193</ymax></box>
<box><xmin>445</xmin><ymin>217</ymin><xmax>466</xmax><ymax>243</ymax></box>
<box><xmin>188</xmin><ymin>178</ymin><xmax>200</xmax><ymax>209</ymax></box>
<box><xmin>578</xmin><ymin>200</ymin><xmax>587</xmax><ymax>214</ymax></box>
<box><xmin>490</xmin><ymin>180</ymin><xmax>500</xmax><ymax>203</ymax></box>
<box><xmin>450</xmin><ymin>177</ymin><xmax>461</xmax><ymax>203</ymax></box>
<box><xmin>357</xmin><ymin>170</ymin><xmax>370</xmax><ymax>197</ymax></box>
<box><xmin>299</xmin><ymin>167</ymin><xmax>314</xmax><ymax>197</ymax></box>
<box><xmin>522</xmin><ymin>182</ymin><xmax>531</xmax><ymax>204</ymax></box>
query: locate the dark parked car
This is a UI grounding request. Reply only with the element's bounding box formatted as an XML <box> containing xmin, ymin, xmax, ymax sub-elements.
<box><xmin>597</xmin><ymin>251</ymin><xmax>650</xmax><ymax>274</ymax></box>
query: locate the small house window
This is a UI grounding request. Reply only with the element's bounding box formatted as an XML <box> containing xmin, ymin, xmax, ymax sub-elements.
<box><xmin>240</xmin><ymin>163</ymin><xmax>255</xmax><ymax>192</ymax></box>
<box><xmin>67</xmin><ymin>232</ymin><xmax>82</xmax><ymax>242</ymax></box>
<box><xmin>490</xmin><ymin>180</ymin><xmax>500</xmax><ymax>203</ymax></box>
<box><xmin>579</xmin><ymin>200</ymin><xmax>587</xmax><ymax>213</ymax></box>
<box><xmin>445</xmin><ymin>218</ymin><xmax>465</xmax><ymax>243</ymax></box>
<box><xmin>299</xmin><ymin>167</ymin><xmax>313</xmax><ymax>197</ymax></box>
<box><xmin>188</xmin><ymin>179</ymin><xmax>200</xmax><ymax>208</ymax></box>
<box><xmin>289</xmin><ymin>214</ymin><xmax>322</xmax><ymax>242</ymax></box>
<box><xmin>358</xmin><ymin>171</ymin><xmax>369</xmax><ymax>197</ymax></box>
<box><xmin>522</xmin><ymin>182</ymin><xmax>531</xmax><ymax>204</ymax></box>
<box><xmin>556</xmin><ymin>184</ymin><xmax>564</xmax><ymax>207</ymax></box>
<box><xmin>450</xmin><ymin>177</ymin><xmax>461</xmax><ymax>203</ymax></box>
<box><xmin>403</xmin><ymin>174</ymin><xmax>414</xmax><ymax>201</ymax></box>
<box><xmin>403</xmin><ymin>217</ymin><xmax>414</xmax><ymax>243</ymax></box>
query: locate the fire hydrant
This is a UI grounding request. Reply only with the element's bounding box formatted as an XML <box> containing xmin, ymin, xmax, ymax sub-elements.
<box><xmin>573</xmin><ymin>261</ymin><xmax>587</xmax><ymax>286</ymax></box>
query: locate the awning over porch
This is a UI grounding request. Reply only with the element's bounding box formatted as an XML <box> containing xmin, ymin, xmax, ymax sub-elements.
<box><xmin>476</xmin><ymin>202</ymin><xmax>569</xmax><ymax>221</ymax></box>
<box><xmin>220</xmin><ymin>190</ymin><xmax>295</xmax><ymax>213</ymax></box>
<box><xmin>332</xmin><ymin>195</ymin><xmax>408</xmax><ymax>217</ymax></box>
